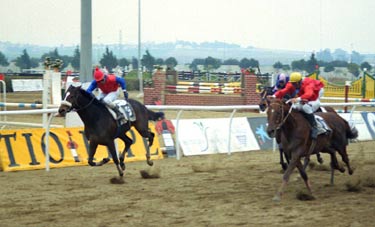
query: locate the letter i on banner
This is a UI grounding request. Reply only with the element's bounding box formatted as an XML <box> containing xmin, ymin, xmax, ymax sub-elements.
<box><xmin>66</xmin><ymin>130</ymin><xmax>80</xmax><ymax>162</ymax></box>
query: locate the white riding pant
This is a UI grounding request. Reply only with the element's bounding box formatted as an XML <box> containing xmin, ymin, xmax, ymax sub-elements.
<box><xmin>292</xmin><ymin>88</ymin><xmax>323</xmax><ymax>114</ymax></box>
<box><xmin>97</xmin><ymin>90</ymin><xmax>119</xmax><ymax>108</ymax></box>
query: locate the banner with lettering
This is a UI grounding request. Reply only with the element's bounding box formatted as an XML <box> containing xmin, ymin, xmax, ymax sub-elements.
<box><xmin>0</xmin><ymin>124</ymin><xmax>162</xmax><ymax>172</ymax></box>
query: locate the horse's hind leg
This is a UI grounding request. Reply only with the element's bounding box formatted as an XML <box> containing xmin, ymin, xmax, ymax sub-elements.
<box><xmin>339</xmin><ymin>147</ymin><xmax>354</xmax><ymax>175</ymax></box>
<box><xmin>118</xmin><ymin>134</ymin><xmax>133</xmax><ymax>171</ymax></box>
<box><xmin>296</xmin><ymin>159</ymin><xmax>313</xmax><ymax>197</ymax></box>
<box><xmin>136</xmin><ymin>127</ymin><xmax>154</xmax><ymax>166</ymax></box>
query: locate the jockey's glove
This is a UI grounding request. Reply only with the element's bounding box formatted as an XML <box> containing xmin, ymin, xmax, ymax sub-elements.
<box><xmin>123</xmin><ymin>91</ymin><xmax>129</xmax><ymax>100</ymax></box>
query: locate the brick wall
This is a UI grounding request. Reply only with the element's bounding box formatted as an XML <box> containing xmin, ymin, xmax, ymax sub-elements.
<box><xmin>144</xmin><ymin>71</ymin><xmax>260</xmax><ymax>106</ymax></box>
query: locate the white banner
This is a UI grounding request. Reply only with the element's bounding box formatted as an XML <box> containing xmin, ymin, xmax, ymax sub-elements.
<box><xmin>339</xmin><ymin>113</ymin><xmax>373</xmax><ymax>141</ymax></box>
<box><xmin>12</xmin><ymin>79</ymin><xmax>43</xmax><ymax>91</ymax></box>
<box><xmin>173</xmin><ymin>117</ymin><xmax>259</xmax><ymax>156</ymax></box>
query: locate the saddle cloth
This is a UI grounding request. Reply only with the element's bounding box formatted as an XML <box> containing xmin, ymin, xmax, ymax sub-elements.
<box><xmin>111</xmin><ymin>100</ymin><xmax>136</xmax><ymax>123</ymax></box>
<box><xmin>314</xmin><ymin>115</ymin><xmax>331</xmax><ymax>135</ymax></box>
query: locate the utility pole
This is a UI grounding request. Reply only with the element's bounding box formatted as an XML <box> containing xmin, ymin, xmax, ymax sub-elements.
<box><xmin>80</xmin><ymin>0</ymin><xmax>92</xmax><ymax>83</ymax></box>
<box><xmin>137</xmin><ymin>0</ymin><xmax>143</xmax><ymax>97</ymax></box>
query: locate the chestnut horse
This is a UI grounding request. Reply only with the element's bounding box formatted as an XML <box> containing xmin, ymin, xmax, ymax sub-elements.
<box><xmin>258</xmin><ymin>86</ymin><xmax>332</xmax><ymax>170</ymax></box>
<box><xmin>57</xmin><ymin>85</ymin><xmax>164</xmax><ymax>177</ymax></box>
<box><xmin>266</xmin><ymin>98</ymin><xmax>358</xmax><ymax>201</ymax></box>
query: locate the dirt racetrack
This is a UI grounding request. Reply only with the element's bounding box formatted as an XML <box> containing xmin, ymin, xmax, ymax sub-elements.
<box><xmin>0</xmin><ymin>140</ymin><xmax>374</xmax><ymax>227</ymax></box>
<box><xmin>1</xmin><ymin>91</ymin><xmax>375</xmax><ymax>226</ymax></box>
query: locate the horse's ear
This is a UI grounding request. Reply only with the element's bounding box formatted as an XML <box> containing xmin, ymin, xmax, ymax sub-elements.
<box><xmin>71</xmin><ymin>82</ymin><xmax>82</xmax><ymax>89</ymax></box>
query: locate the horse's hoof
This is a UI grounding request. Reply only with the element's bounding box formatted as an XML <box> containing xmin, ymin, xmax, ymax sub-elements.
<box><xmin>281</xmin><ymin>163</ymin><xmax>288</xmax><ymax>171</ymax></box>
<box><xmin>147</xmin><ymin>160</ymin><xmax>154</xmax><ymax>166</ymax></box>
<box><xmin>318</xmin><ymin>158</ymin><xmax>324</xmax><ymax>164</ymax></box>
<box><xmin>120</xmin><ymin>163</ymin><xmax>126</xmax><ymax>171</ymax></box>
<box><xmin>103</xmin><ymin>158</ymin><xmax>110</xmax><ymax>164</ymax></box>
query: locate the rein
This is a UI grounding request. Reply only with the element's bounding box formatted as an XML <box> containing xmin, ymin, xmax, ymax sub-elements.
<box><xmin>270</xmin><ymin>101</ymin><xmax>293</xmax><ymax>131</ymax></box>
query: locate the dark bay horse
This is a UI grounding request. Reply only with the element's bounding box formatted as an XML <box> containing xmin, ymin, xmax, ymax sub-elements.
<box><xmin>258</xmin><ymin>86</ymin><xmax>337</xmax><ymax>171</ymax></box>
<box><xmin>266</xmin><ymin>98</ymin><xmax>358</xmax><ymax>201</ymax></box>
<box><xmin>57</xmin><ymin>85</ymin><xmax>164</xmax><ymax>177</ymax></box>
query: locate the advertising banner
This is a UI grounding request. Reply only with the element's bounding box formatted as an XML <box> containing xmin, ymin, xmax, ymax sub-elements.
<box><xmin>247</xmin><ymin>117</ymin><xmax>274</xmax><ymax>150</ymax></box>
<box><xmin>339</xmin><ymin>112</ymin><xmax>373</xmax><ymax>141</ymax></box>
<box><xmin>0</xmin><ymin>124</ymin><xmax>162</xmax><ymax>172</ymax></box>
<box><xmin>174</xmin><ymin>117</ymin><xmax>259</xmax><ymax>156</ymax></box>
<box><xmin>361</xmin><ymin>112</ymin><xmax>375</xmax><ymax>140</ymax></box>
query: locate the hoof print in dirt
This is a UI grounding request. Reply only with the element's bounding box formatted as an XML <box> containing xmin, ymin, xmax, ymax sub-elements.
<box><xmin>140</xmin><ymin>169</ymin><xmax>160</xmax><ymax>179</ymax></box>
<box><xmin>110</xmin><ymin>176</ymin><xmax>125</xmax><ymax>184</ymax></box>
<box><xmin>296</xmin><ymin>191</ymin><xmax>315</xmax><ymax>201</ymax></box>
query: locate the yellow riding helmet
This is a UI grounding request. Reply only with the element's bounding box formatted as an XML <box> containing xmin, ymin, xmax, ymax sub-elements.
<box><xmin>290</xmin><ymin>72</ymin><xmax>302</xmax><ymax>83</ymax></box>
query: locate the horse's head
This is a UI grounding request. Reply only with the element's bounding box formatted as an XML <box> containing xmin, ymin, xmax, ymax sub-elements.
<box><xmin>265</xmin><ymin>97</ymin><xmax>290</xmax><ymax>138</ymax></box>
<box><xmin>259</xmin><ymin>86</ymin><xmax>273</xmax><ymax>112</ymax></box>
<box><xmin>58</xmin><ymin>85</ymin><xmax>82</xmax><ymax>117</ymax></box>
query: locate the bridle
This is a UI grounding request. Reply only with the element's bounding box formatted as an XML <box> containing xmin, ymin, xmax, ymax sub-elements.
<box><xmin>60</xmin><ymin>91</ymin><xmax>96</xmax><ymax>113</ymax></box>
<box><xmin>259</xmin><ymin>87</ymin><xmax>273</xmax><ymax>111</ymax></box>
<box><xmin>269</xmin><ymin>101</ymin><xmax>293</xmax><ymax>131</ymax></box>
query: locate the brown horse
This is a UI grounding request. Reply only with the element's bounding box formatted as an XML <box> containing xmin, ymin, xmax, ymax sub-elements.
<box><xmin>266</xmin><ymin>98</ymin><xmax>358</xmax><ymax>201</ymax></box>
<box><xmin>57</xmin><ymin>85</ymin><xmax>164</xmax><ymax>178</ymax></box>
<box><xmin>258</xmin><ymin>86</ymin><xmax>335</xmax><ymax>170</ymax></box>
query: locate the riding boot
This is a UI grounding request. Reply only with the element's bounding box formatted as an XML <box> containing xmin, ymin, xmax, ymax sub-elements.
<box><xmin>304</xmin><ymin>113</ymin><xmax>318</xmax><ymax>139</ymax></box>
<box><xmin>103</xmin><ymin>101</ymin><xmax>124</xmax><ymax>121</ymax></box>
<box><xmin>112</xmin><ymin>106</ymin><xmax>125</xmax><ymax>120</ymax></box>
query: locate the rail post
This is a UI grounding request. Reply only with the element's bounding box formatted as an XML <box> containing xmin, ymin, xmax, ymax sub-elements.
<box><xmin>344</xmin><ymin>81</ymin><xmax>351</xmax><ymax>113</ymax></box>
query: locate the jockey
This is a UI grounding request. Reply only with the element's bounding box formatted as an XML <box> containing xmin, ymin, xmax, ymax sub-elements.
<box><xmin>87</xmin><ymin>67</ymin><xmax>129</xmax><ymax>120</ymax></box>
<box><xmin>272</xmin><ymin>73</ymin><xmax>289</xmax><ymax>93</ymax></box>
<box><xmin>272</xmin><ymin>72</ymin><xmax>324</xmax><ymax>139</ymax></box>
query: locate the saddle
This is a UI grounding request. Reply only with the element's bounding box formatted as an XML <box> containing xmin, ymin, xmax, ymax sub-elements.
<box><xmin>314</xmin><ymin>115</ymin><xmax>331</xmax><ymax>135</ymax></box>
<box><xmin>110</xmin><ymin>100</ymin><xmax>136</xmax><ymax>123</ymax></box>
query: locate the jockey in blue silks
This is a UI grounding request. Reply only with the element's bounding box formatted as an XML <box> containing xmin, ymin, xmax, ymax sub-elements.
<box><xmin>272</xmin><ymin>73</ymin><xmax>289</xmax><ymax>93</ymax></box>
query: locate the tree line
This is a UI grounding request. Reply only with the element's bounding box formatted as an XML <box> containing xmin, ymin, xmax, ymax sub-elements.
<box><xmin>0</xmin><ymin>46</ymin><xmax>372</xmax><ymax>77</ymax></box>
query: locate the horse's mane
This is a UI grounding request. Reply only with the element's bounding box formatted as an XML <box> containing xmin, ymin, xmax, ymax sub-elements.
<box><xmin>78</xmin><ymin>88</ymin><xmax>105</xmax><ymax>107</ymax></box>
<box><xmin>74</xmin><ymin>87</ymin><xmax>165</xmax><ymax>121</ymax></box>
<box><xmin>260</xmin><ymin>86</ymin><xmax>274</xmax><ymax>96</ymax></box>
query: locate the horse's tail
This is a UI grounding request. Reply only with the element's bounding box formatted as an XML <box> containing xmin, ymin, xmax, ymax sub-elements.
<box><xmin>345</xmin><ymin>119</ymin><xmax>359</xmax><ymax>139</ymax></box>
<box><xmin>147</xmin><ymin>109</ymin><xmax>165</xmax><ymax>121</ymax></box>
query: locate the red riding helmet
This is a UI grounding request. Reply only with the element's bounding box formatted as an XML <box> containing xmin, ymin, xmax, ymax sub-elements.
<box><xmin>94</xmin><ymin>67</ymin><xmax>104</xmax><ymax>81</ymax></box>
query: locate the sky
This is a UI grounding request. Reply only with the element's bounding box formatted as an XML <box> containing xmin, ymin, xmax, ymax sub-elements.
<box><xmin>1</xmin><ymin>0</ymin><xmax>375</xmax><ymax>53</ymax></box>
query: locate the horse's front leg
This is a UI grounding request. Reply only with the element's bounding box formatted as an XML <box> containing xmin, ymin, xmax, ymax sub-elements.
<box><xmin>279</xmin><ymin>147</ymin><xmax>288</xmax><ymax>171</ymax></box>
<box><xmin>107</xmin><ymin>141</ymin><xmax>123</xmax><ymax>177</ymax></box>
<box><xmin>88</xmin><ymin>142</ymin><xmax>102</xmax><ymax>166</ymax></box>
<box><xmin>316</xmin><ymin>153</ymin><xmax>324</xmax><ymax>164</ymax></box>
<box><xmin>273</xmin><ymin>151</ymin><xmax>299</xmax><ymax>202</ymax></box>
<box><xmin>303</xmin><ymin>140</ymin><xmax>317</xmax><ymax>170</ymax></box>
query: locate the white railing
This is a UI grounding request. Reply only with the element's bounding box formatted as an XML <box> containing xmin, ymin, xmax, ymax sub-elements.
<box><xmin>1</xmin><ymin>102</ymin><xmax>374</xmax><ymax>165</ymax></box>
<box><xmin>0</xmin><ymin>108</ymin><xmax>58</xmax><ymax>171</ymax></box>
<box><xmin>0</xmin><ymin>108</ymin><xmax>62</xmax><ymax>128</ymax></box>
<box><xmin>146</xmin><ymin>102</ymin><xmax>375</xmax><ymax>160</ymax></box>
